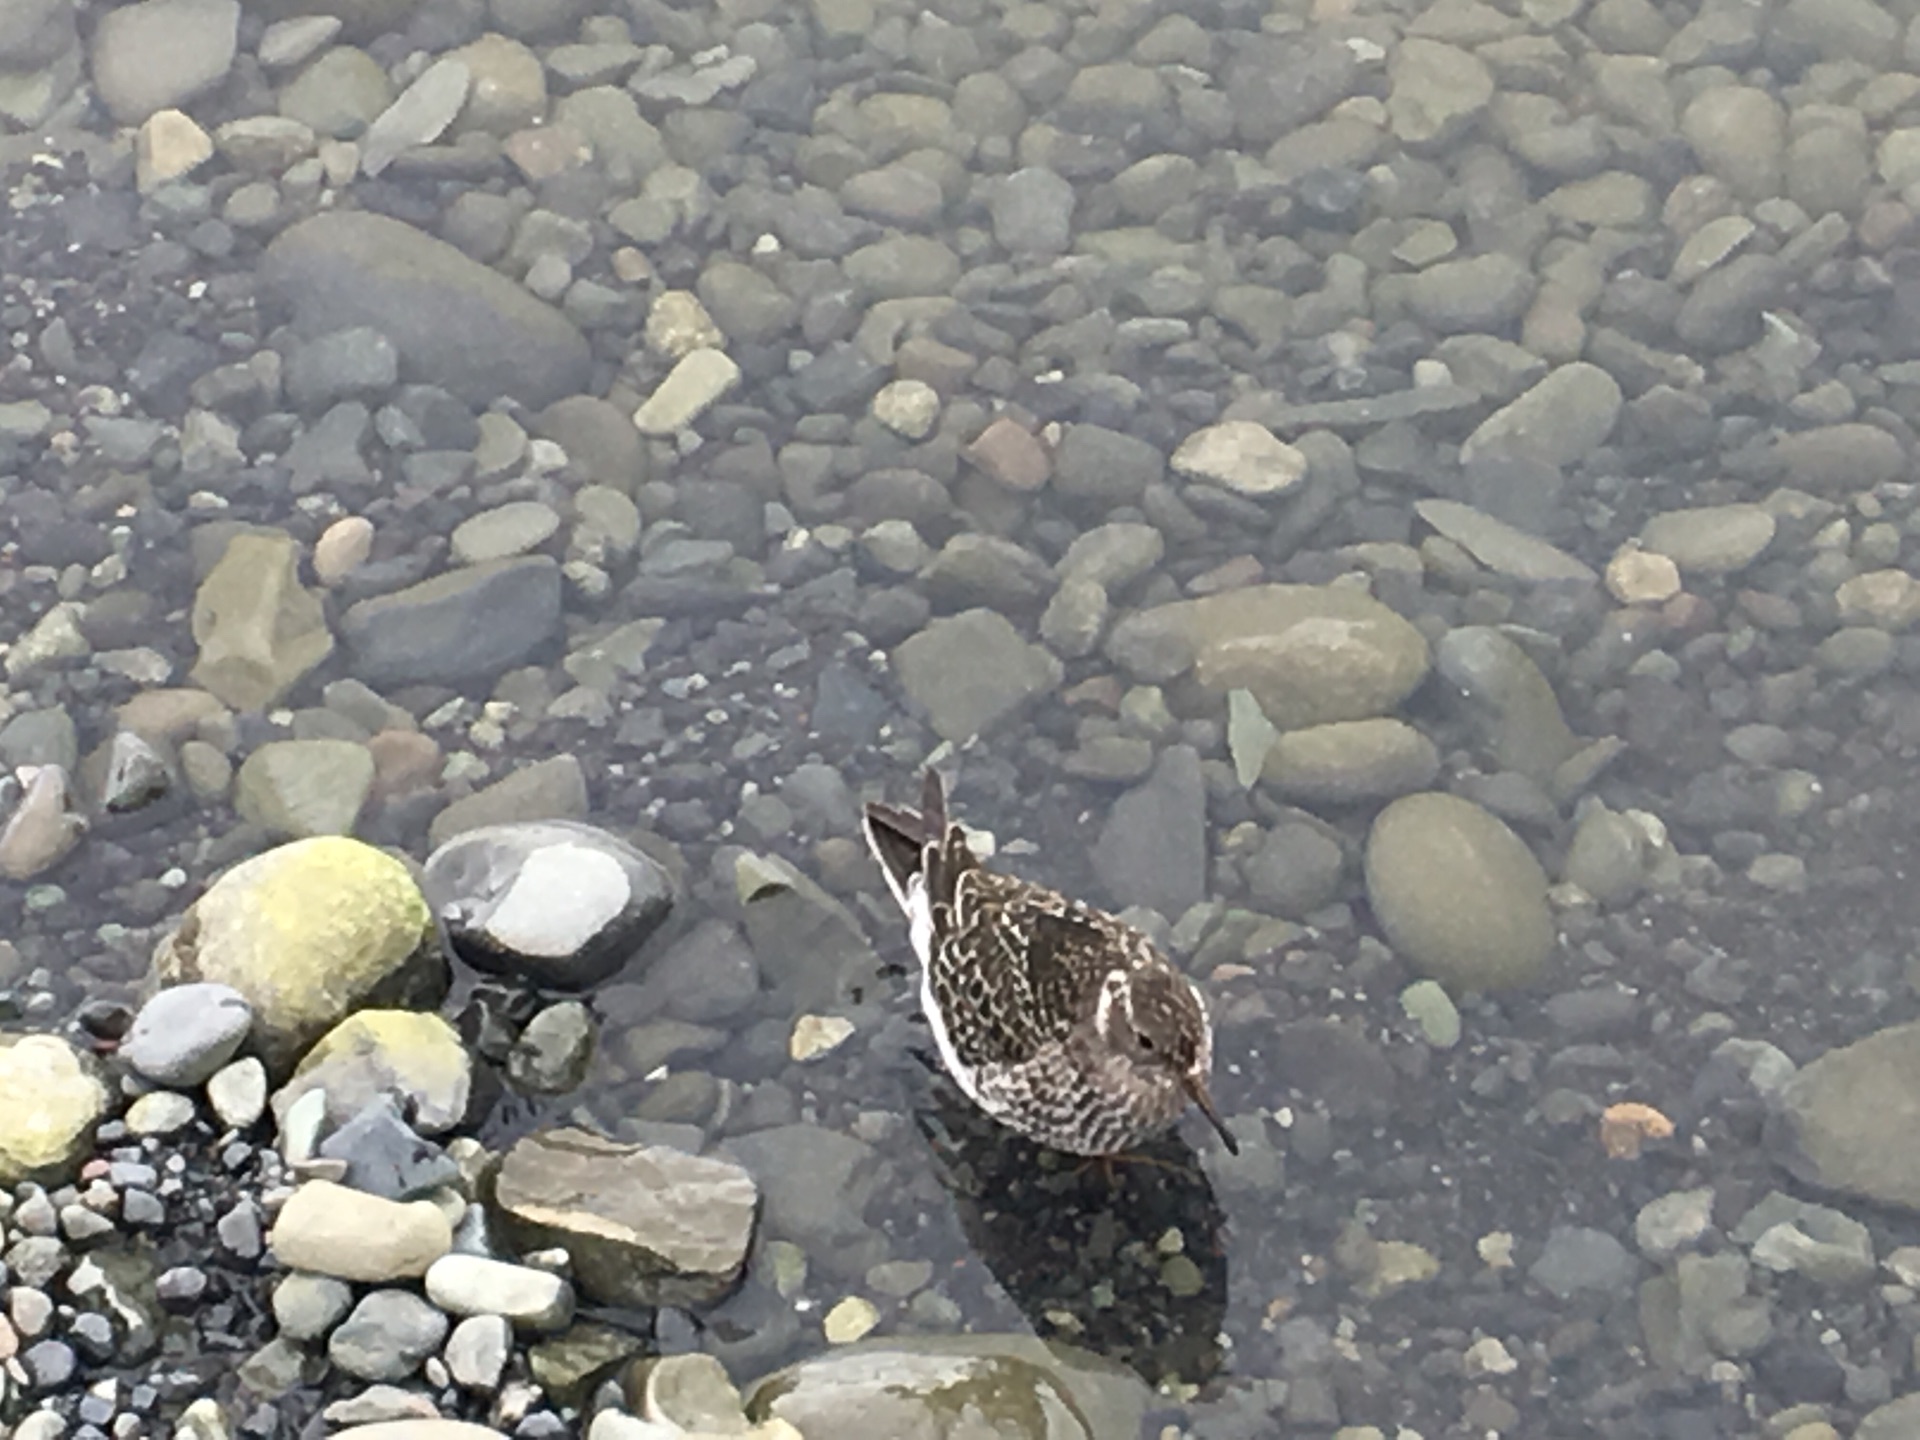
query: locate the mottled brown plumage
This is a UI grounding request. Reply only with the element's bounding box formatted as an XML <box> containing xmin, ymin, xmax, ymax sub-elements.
<box><xmin>863</xmin><ymin>770</ymin><xmax>1236</xmax><ymax>1158</ymax></box>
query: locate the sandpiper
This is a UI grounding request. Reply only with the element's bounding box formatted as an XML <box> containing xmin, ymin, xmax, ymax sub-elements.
<box><xmin>862</xmin><ymin>769</ymin><xmax>1238</xmax><ymax>1158</ymax></box>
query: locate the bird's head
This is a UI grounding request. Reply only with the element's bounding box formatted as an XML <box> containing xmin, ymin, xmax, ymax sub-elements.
<box><xmin>1095</xmin><ymin>964</ymin><xmax>1238</xmax><ymax>1154</ymax></box>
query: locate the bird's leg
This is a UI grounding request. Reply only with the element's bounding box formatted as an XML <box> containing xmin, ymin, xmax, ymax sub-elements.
<box><xmin>1071</xmin><ymin>1150</ymin><xmax>1198</xmax><ymax>1186</ymax></box>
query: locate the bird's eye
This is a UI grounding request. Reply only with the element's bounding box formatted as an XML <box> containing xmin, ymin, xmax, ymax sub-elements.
<box><xmin>1136</xmin><ymin>1031</ymin><xmax>1154</xmax><ymax>1051</ymax></box>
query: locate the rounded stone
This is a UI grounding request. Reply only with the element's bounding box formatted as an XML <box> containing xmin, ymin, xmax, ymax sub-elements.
<box><xmin>1365</xmin><ymin>792</ymin><xmax>1554</xmax><ymax>992</ymax></box>
<box><xmin>278</xmin><ymin>46</ymin><xmax>392</xmax><ymax>138</ymax></box>
<box><xmin>1606</xmin><ymin>547</ymin><xmax>1681</xmax><ymax>604</ymax></box>
<box><xmin>121</xmin><ymin>981</ymin><xmax>254</xmax><ymax>1087</ymax></box>
<box><xmin>1680</xmin><ymin>85</ymin><xmax>1784</xmax><ymax>202</ymax></box>
<box><xmin>125</xmin><ymin>1090</ymin><xmax>198</xmax><ymax>1137</ymax></box>
<box><xmin>272</xmin><ymin>1272</ymin><xmax>354</xmax><ymax>1341</ymax></box>
<box><xmin>1162</xmin><ymin>585</ymin><xmax>1431</xmax><ymax>730</ymax></box>
<box><xmin>1171</xmin><ymin>421</ymin><xmax>1307</xmax><ymax>497</ymax></box>
<box><xmin>313</xmin><ymin>516</ymin><xmax>375</xmax><ymax>586</ymax></box>
<box><xmin>262</xmin><ymin>211</ymin><xmax>591</xmax><ymax>410</ymax></box>
<box><xmin>1638</xmin><ymin>504</ymin><xmax>1776</xmax><ymax>575</ymax></box>
<box><xmin>424</xmin><ymin>1254</ymin><xmax>575</xmax><ymax>1331</ymax></box>
<box><xmin>870</xmin><ymin>379</ymin><xmax>940</xmax><ymax>440</ymax></box>
<box><xmin>423</xmin><ymin>819</ymin><xmax>676</xmax><ymax>990</ymax></box>
<box><xmin>0</xmin><ymin>1035</ymin><xmax>109</xmax><ymax>1184</ymax></box>
<box><xmin>1769</xmin><ymin>424</ymin><xmax>1905</xmax><ymax>493</ymax></box>
<box><xmin>1261</xmin><ymin>718</ymin><xmax>1439</xmax><ymax>804</ymax></box>
<box><xmin>327</xmin><ymin>1288</ymin><xmax>451</xmax><ymax>1381</ymax></box>
<box><xmin>449</xmin><ymin>501</ymin><xmax>562</xmax><ymax>565</ymax></box>
<box><xmin>206</xmin><ymin>1057</ymin><xmax>268</xmax><ymax>1130</ymax></box>
<box><xmin>152</xmin><ymin>836</ymin><xmax>441</xmax><ymax>1074</ymax></box>
<box><xmin>268</xmin><ymin>1178</ymin><xmax>453</xmax><ymax>1282</ymax></box>
<box><xmin>90</xmin><ymin>0</ymin><xmax>238</xmax><ymax>125</ymax></box>
<box><xmin>1459</xmin><ymin>362</ymin><xmax>1622</xmax><ymax>472</ymax></box>
<box><xmin>1400</xmin><ymin>980</ymin><xmax>1461</xmax><ymax>1049</ymax></box>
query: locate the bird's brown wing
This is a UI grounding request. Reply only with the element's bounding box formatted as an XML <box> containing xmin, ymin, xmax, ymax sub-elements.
<box><xmin>934</xmin><ymin>870</ymin><xmax>1114</xmax><ymax>1067</ymax></box>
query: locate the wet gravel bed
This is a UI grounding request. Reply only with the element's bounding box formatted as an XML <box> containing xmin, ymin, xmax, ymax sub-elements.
<box><xmin>5</xmin><ymin>0</ymin><xmax>1920</xmax><ymax>1435</ymax></box>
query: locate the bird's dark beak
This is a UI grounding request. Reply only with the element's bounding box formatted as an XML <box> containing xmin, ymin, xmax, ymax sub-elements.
<box><xmin>1185</xmin><ymin>1073</ymin><xmax>1239</xmax><ymax>1155</ymax></box>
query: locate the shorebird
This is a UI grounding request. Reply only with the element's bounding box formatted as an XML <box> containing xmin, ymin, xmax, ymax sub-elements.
<box><xmin>862</xmin><ymin>769</ymin><xmax>1237</xmax><ymax>1159</ymax></box>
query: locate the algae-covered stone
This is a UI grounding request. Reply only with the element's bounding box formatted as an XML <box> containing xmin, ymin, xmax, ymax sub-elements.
<box><xmin>272</xmin><ymin>1009</ymin><xmax>472</xmax><ymax>1135</ymax></box>
<box><xmin>745</xmin><ymin>1335</ymin><xmax>1150</xmax><ymax>1440</ymax></box>
<box><xmin>1767</xmin><ymin>1021</ymin><xmax>1920</xmax><ymax>1211</ymax></box>
<box><xmin>0</xmin><ymin>1034</ymin><xmax>110</xmax><ymax>1184</ymax></box>
<box><xmin>190</xmin><ymin>530</ymin><xmax>335</xmax><ymax>711</ymax></box>
<box><xmin>1261</xmin><ymin>717</ymin><xmax>1439</xmax><ymax>804</ymax></box>
<box><xmin>1105</xmin><ymin>584</ymin><xmax>1430</xmax><ymax>730</ymax></box>
<box><xmin>1365</xmin><ymin>792</ymin><xmax>1554</xmax><ymax>992</ymax></box>
<box><xmin>153</xmin><ymin>836</ymin><xmax>444</xmax><ymax>1072</ymax></box>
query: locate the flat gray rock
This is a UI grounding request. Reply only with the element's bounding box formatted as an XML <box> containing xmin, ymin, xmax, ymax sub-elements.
<box><xmin>1091</xmin><ymin>744</ymin><xmax>1206</xmax><ymax>922</ymax></box>
<box><xmin>1767</xmin><ymin>1021</ymin><xmax>1920</xmax><ymax>1211</ymax></box>
<box><xmin>359</xmin><ymin>57</ymin><xmax>469</xmax><ymax>179</ymax></box>
<box><xmin>891</xmin><ymin>609</ymin><xmax>1061</xmax><ymax>743</ymax></box>
<box><xmin>341</xmin><ymin>557</ymin><xmax>563</xmax><ymax>687</ymax></box>
<box><xmin>262</xmin><ymin>211</ymin><xmax>591</xmax><ymax>409</ymax></box>
<box><xmin>316</xmin><ymin>1094</ymin><xmax>460</xmax><ymax>1201</ymax></box>
<box><xmin>1416</xmin><ymin>499</ymin><xmax>1597</xmax><ymax>584</ymax></box>
<box><xmin>493</xmin><ymin>1127</ymin><xmax>758</xmax><ymax>1308</ymax></box>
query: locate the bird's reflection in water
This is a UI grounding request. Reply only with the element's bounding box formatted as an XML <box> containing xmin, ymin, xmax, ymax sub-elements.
<box><xmin>915</xmin><ymin>1078</ymin><xmax>1230</xmax><ymax>1391</ymax></box>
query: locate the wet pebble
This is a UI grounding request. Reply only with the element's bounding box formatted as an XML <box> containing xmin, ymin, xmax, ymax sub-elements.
<box><xmin>424</xmin><ymin>819</ymin><xmax>676</xmax><ymax>989</ymax></box>
<box><xmin>1365</xmin><ymin>793</ymin><xmax>1554</xmax><ymax>992</ymax></box>
<box><xmin>328</xmin><ymin>1289</ymin><xmax>451</xmax><ymax>1381</ymax></box>
<box><xmin>121</xmin><ymin>982</ymin><xmax>253</xmax><ymax>1087</ymax></box>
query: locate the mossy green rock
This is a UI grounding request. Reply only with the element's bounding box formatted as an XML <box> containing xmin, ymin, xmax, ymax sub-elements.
<box><xmin>154</xmin><ymin>836</ymin><xmax>443</xmax><ymax>1073</ymax></box>
<box><xmin>272</xmin><ymin>1009</ymin><xmax>471</xmax><ymax>1134</ymax></box>
<box><xmin>0</xmin><ymin>1034</ymin><xmax>110</xmax><ymax>1184</ymax></box>
<box><xmin>1365</xmin><ymin>792</ymin><xmax>1554</xmax><ymax>992</ymax></box>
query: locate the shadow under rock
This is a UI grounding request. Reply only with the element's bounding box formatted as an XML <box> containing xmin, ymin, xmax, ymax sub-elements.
<box><xmin>913</xmin><ymin>1070</ymin><xmax>1230</xmax><ymax>1391</ymax></box>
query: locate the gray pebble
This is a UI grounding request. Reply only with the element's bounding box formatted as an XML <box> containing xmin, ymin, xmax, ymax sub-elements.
<box><xmin>25</xmin><ymin>1337</ymin><xmax>78</xmax><ymax>1387</ymax></box>
<box><xmin>327</xmin><ymin>1289</ymin><xmax>451</xmax><ymax>1381</ymax></box>
<box><xmin>1528</xmin><ymin>1225</ymin><xmax>1639</xmax><ymax>1298</ymax></box>
<box><xmin>121</xmin><ymin>982</ymin><xmax>253</xmax><ymax>1088</ymax></box>
<box><xmin>317</xmin><ymin>1093</ymin><xmax>462</xmax><ymax>1200</ymax></box>
<box><xmin>155</xmin><ymin>1266</ymin><xmax>208</xmax><ymax>1303</ymax></box>
<box><xmin>216</xmin><ymin>1197</ymin><xmax>263</xmax><ymax>1258</ymax></box>
<box><xmin>273</xmin><ymin>1272</ymin><xmax>354</xmax><ymax>1342</ymax></box>
<box><xmin>444</xmin><ymin>1313</ymin><xmax>510</xmax><ymax>1391</ymax></box>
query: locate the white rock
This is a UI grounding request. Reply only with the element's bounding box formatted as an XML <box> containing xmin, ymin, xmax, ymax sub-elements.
<box><xmin>268</xmin><ymin>1179</ymin><xmax>452</xmax><ymax>1282</ymax></box>
<box><xmin>207</xmin><ymin>1057</ymin><xmax>269</xmax><ymax>1130</ymax></box>
<box><xmin>633</xmin><ymin>349</ymin><xmax>738</xmax><ymax>434</ymax></box>
<box><xmin>126</xmin><ymin>1091</ymin><xmax>198</xmax><ymax>1136</ymax></box>
<box><xmin>424</xmin><ymin>1254</ymin><xmax>575</xmax><ymax>1331</ymax></box>
<box><xmin>1171</xmin><ymin>421</ymin><xmax>1307</xmax><ymax>497</ymax></box>
<box><xmin>789</xmin><ymin>1014</ymin><xmax>855</xmax><ymax>1062</ymax></box>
